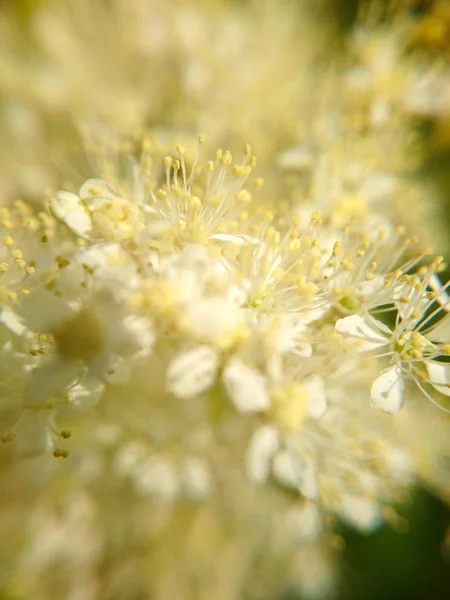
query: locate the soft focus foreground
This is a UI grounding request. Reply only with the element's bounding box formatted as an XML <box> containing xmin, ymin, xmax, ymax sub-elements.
<box><xmin>0</xmin><ymin>1</ymin><xmax>449</xmax><ymax>599</ymax></box>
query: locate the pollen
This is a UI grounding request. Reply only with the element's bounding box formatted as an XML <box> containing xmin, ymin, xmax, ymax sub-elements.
<box><xmin>270</xmin><ymin>383</ymin><xmax>308</xmax><ymax>434</ymax></box>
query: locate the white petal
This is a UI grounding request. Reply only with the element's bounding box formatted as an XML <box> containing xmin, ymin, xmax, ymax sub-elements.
<box><xmin>79</xmin><ymin>178</ymin><xmax>116</xmax><ymax>201</ymax></box>
<box><xmin>277</xmin><ymin>145</ymin><xmax>314</xmax><ymax>171</ymax></box>
<box><xmin>0</xmin><ymin>307</ymin><xmax>27</xmax><ymax>335</ymax></box>
<box><xmin>304</xmin><ymin>375</ymin><xmax>327</xmax><ymax>420</ymax></box>
<box><xmin>297</xmin><ymin>464</ymin><xmax>319</xmax><ymax>500</ymax></box>
<box><xmin>226</xmin><ymin>284</ymin><xmax>249</xmax><ymax>307</ymax></box>
<box><xmin>426</xmin><ymin>361</ymin><xmax>450</xmax><ymax>397</ymax></box>
<box><xmin>141</xmin><ymin>220</ymin><xmax>170</xmax><ymax>238</ymax></box>
<box><xmin>211</xmin><ymin>233</ymin><xmax>259</xmax><ymax>245</ymax></box>
<box><xmin>17</xmin><ymin>290</ymin><xmax>74</xmax><ymax>333</ymax></box>
<box><xmin>428</xmin><ymin>313</ymin><xmax>450</xmax><ymax>341</ymax></box>
<box><xmin>284</xmin><ymin>503</ymin><xmax>322</xmax><ymax>543</ymax></box>
<box><xmin>103</xmin><ymin>355</ymin><xmax>131</xmax><ymax>384</ymax></box>
<box><xmin>429</xmin><ymin>274</ymin><xmax>450</xmax><ymax>311</ymax></box>
<box><xmin>293</xmin><ymin>335</ymin><xmax>313</xmax><ymax>358</ymax></box>
<box><xmin>337</xmin><ymin>496</ymin><xmax>381</xmax><ymax>532</ymax></box>
<box><xmin>394</xmin><ymin>282</ymin><xmax>428</xmax><ymax>321</ymax></box>
<box><xmin>113</xmin><ymin>441</ymin><xmax>148</xmax><ymax>476</ymax></box>
<box><xmin>14</xmin><ymin>411</ymin><xmax>51</xmax><ymax>456</ymax></box>
<box><xmin>26</xmin><ymin>360</ymin><xmax>80</xmax><ymax>406</ymax></box>
<box><xmin>273</xmin><ymin>451</ymin><xmax>318</xmax><ymax>499</ymax></box>
<box><xmin>50</xmin><ymin>191</ymin><xmax>92</xmax><ymax>237</ymax></box>
<box><xmin>246</xmin><ymin>426</ymin><xmax>279</xmax><ymax>484</ymax></box>
<box><xmin>336</xmin><ymin>314</ymin><xmax>390</xmax><ymax>351</ymax></box>
<box><xmin>296</xmin><ymin>305</ymin><xmax>329</xmax><ymax>325</ymax></box>
<box><xmin>361</xmin><ymin>172</ymin><xmax>397</xmax><ymax>202</ymax></box>
<box><xmin>166</xmin><ymin>346</ymin><xmax>218</xmax><ymax>399</ymax></box>
<box><xmin>120</xmin><ymin>315</ymin><xmax>155</xmax><ymax>355</ymax></box>
<box><xmin>181</xmin><ymin>457</ymin><xmax>212</xmax><ymax>501</ymax></box>
<box><xmin>85</xmin><ymin>195</ymin><xmax>112</xmax><ymax>211</ymax></box>
<box><xmin>184</xmin><ymin>297</ymin><xmax>243</xmax><ymax>342</ymax></box>
<box><xmin>50</xmin><ymin>190</ymin><xmax>80</xmax><ymax>220</ymax></box>
<box><xmin>370</xmin><ymin>365</ymin><xmax>404</xmax><ymax>413</ymax></box>
<box><xmin>385</xmin><ymin>447</ymin><xmax>412</xmax><ymax>478</ymax></box>
<box><xmin>358</xmin><ymin>274</ymin><xmax>385</xmax><ymax>296</ymax></box>
<box><xmin>133</xmin><ymin>455</ymin><xmax>179</xmax><ymax>500</ymax></box>
<box><xmin>77</xmin><ymin>242</ymin><xmax>123</xmax><ymax>270</ymax></box>
<box><xmin>76</xmin><ymin>243</ymin><xmax>140</xmax><ymax>295</ymax></box>
<box><xmin>274</xmin><ymin>315</ymin><xmax>311</xmax><ymax>356</ymax></box>
<box><xmin>68</xmin><ymin>377</ymin><xmax>105</xmax><ymax>408</ymax></box>
<box><xmin>222</xmin><ymin>358</ymin><xmax>269</xmax><ymax>413</ymax></box>
<box><xmin>63</xmin><ymin>210</ymin><xmax>93</xmax><ymax>238</ymax></box>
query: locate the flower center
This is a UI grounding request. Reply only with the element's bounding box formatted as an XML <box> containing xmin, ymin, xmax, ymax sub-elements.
<box><xmin>53</xmin><ymin>309</ymin><xmax>104</xmax><ymax>362</ymax></box>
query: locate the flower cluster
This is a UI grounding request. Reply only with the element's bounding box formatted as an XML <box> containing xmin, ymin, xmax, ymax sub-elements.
<box><xmin>1</xmin><ymin>138</ymin><xmax>448</xmax><ymax>525</ymax></box>
<box><xmin>1</xmin><ymin>1</ymin><xmax>449</xmax><ymax>599</ymax></box>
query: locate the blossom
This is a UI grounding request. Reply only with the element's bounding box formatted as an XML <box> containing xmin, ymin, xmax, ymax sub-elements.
<box><xmin>336</xmin><ymin>270</ymin><xmax>450</xmax><ymax>412</ymax></box>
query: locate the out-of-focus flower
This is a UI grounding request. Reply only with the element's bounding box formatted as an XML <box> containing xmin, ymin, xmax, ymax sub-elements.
<box><xmin>0</xmin><ymin>0</ymin><xmax>330</xmax><ymax>203</ymax></box>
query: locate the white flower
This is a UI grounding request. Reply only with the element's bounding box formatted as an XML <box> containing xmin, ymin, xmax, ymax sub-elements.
<box><xmin>50</xmin><ymin>179</ymin><xmax>141</xmax><ymax>241</ymax></box>
<box><xmin>245</xmin><ymin>375</ymin><xmax>327</xmax><ymax>484</ymax></box>
<box><xmin>75</xmin><ymin>243</ymin><xmax>140</xmax><ymax>300</ymax></box>
<box><xmin>16</xmin><ymin>284</ymin><xmax>154</xmax><ymax>411</ymax></box>
<box><xmin>335</xmin><ymin>272</ymin><xmax>450</xmax><ymax>412</ymax></box>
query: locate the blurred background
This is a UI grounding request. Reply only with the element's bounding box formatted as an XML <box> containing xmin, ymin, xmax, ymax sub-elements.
<box><xmin>0</xmin><ymin>0</ymin><xmax>449</xmax><ymax>599</ymax></box>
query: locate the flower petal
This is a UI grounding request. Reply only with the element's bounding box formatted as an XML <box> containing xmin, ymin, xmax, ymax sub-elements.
<box><xmin>273</xmin><ymin>451</ymin><xmax>318</xmax><ymax>499</ymax></box>
<box><xmin>79</xmin><ymin>178</ymin><xmax>116</xmax><ymax>202</ymax></box>
<box><xmin>0</xmin><ymin>307</ymin><xmax>27</xmax><ymax>336</ymax></box>
<box><xmin>14</xmin><ymin>410</ymin><xmax>51</xmax><ymax>456</ymax></box>
<box><xmin>336</xmin><ymin>314</ymin><xmax>390</xmax><ymax>351</ymax></box>
<box><xmin>222</xmin><ymin>358</ymin><xmax>269</xmax><ymax>413</ymax></box>
<box><xmin>166</xmin><ymin>346</ymin><xmax>218</xmax><ymax>399</ymax></box>
<box><xmin>50</xmin><ymin>191</ymin><xmax>92</xmax><ymax>238</ymax></box>
<box><xmin>426</xmin><ymin>361</ymin><xmax>450</xmax><ymax>397</ymax></box>
<box><xmin>428</xmin><ymin>313</ymin><xmax>450</xmax><ymax>342</ymax></box>
<box><xmin>370</xmin><ymin>365</ymin><xmax>404</xmax><ymax>413</ymax></box>
<box><xmin>210</xmin><ymin>233</ymin><xmax>259</xmax><ymax>245</ymax></box>
<box><xmin>429</xmin><ymin>274</ymin><xmax>450</xmax><ymax>312</ymax></box>
<box><xmin>304</xmin><ymin>375</ymin><xmax>327</xmax><ymax>420</ymax></box>
<box><xmin>181</xmin><ymin>457</ymin><xmax>212</xmax><ymax>501</ymax></box>
<box><xmin>337</xmin><ymin>496</ymin><xmax>381</xmax><ymax>532</ymax></box>
<box><xmin>68</xmin><ymin>377</ymin><xmax>105</xmax><ymax>408</ymax></box>
<box><xmin>133</xmin><ymin>455</ymin><xmax>179</xmax><ymax>500</ymax></box>
<box><xmin>246</xmin><ymin>426</ymin><xmax>279</xmax><ymax>484</ymax></box>
<box><xmin>183</xmin><ymin>297</ymin><xmax>243</xmax><ymax>342</ymax></box>
<box><xmin>277</xmin><ymin>145</ymin><xmax>314</xmax><ymax>171</ymax></box>
<box><xmin>284</xmin><ymin>503</ymin><xmax>322</xmax><ymax>543</ymax></box>
<box><xmin>26</xmin><ymin>360</ymin><xmax>80</xmax><ymax>406</ymax></box>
